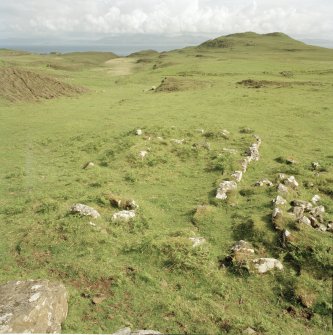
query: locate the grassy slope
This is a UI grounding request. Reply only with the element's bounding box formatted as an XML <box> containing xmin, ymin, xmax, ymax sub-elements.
<box><xmin>0</xmin><ymin>33</ymin><xmax>332</xmax><ymax>334</ymax></box>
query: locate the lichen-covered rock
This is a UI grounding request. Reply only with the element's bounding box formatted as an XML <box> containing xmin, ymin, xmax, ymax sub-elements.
<box><xmin>0</xmin><ymin>280</ymin><xmax>68</xmax><ymax>334</ymax></box>
<box><xmin>252</xmin><ymin>258</ymin><xmax>283</xmax><ymax>274</ymax></box>
<box><xmin>231</xmin><ymin>170</ymin><xmax>243</xmax><ymax>183</ymax></box>
<box><xmin>112</xmin><ymin>210</ymin><xmax>136</xmax><ymax>222</ymax></box>
<box><xmin>70</xmin><ymin>203</ymin><xmax>100</xmax><ymax>218</ymax></box>
<box><xmin>216</xmin><ymin>180</ymin><xmax>237</xmax><ymax>200</ymax></box>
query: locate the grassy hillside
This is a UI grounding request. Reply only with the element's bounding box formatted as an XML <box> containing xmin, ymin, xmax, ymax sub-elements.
<box><xmin>0</xmin><ymin>33</ymin><xmax>332</xmax><ymax>334</ymax></box>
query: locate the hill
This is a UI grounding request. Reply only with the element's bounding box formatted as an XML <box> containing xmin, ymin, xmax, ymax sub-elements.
<box><xmin>0</xmin><ymin>67</ymin><xmax>86</xmax><ymax>102</ymax></box>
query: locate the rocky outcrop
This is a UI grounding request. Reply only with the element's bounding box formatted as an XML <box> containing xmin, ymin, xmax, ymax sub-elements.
<box><xmin>0</xmin><ymin>280</ymin><xmax>68</xmax><ymax>334</ymax></box>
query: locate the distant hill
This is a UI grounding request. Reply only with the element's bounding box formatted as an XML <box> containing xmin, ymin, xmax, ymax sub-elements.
<box><xmin>199</xmin><ymin>32</ymin><xmax>315</xmax><ymax>50</ymax></box>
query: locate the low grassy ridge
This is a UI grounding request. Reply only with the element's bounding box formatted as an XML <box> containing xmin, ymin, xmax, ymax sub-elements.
<box><xmin>0</xmin><ymin>32</ymin><xmax>332</xmax><ymax>334</ymax></box>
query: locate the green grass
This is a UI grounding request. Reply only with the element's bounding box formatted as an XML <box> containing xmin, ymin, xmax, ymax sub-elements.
<box><xmin>0</xmin><ymin>33</ymin><xmax>332</xmax><ymax>334</ymax></box>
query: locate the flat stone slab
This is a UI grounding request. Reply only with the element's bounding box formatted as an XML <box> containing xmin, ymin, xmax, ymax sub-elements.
<box><xmin>0</xmin><ymin>280</ymin><xmax>68</xmax><ymax>334</ymax></box>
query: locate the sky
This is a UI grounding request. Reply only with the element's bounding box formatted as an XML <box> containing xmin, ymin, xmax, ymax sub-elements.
<box><xmin>0</xmin><ymin>0</ymin><xmax>332</xmax><ymax>49</ymax></box>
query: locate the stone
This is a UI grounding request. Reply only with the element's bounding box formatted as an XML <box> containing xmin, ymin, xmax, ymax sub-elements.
<box><xmin>139</xmin><ymin>150</ymin><xmax>148</xmax><ymax>159</ymax></box>
<box><xmin>132</xmin><ymin>331</ymin><xmax>161</xmax><ymax>335</ymax></box>
<box><xmin>286</xmin><ymin>158</ymin><xmax>297</xmax><ymax>165</ymax></box>
<box><xmin>277</xmin><ymin>183</ymin><xmax>289</xmax><ymax>194</ymax></box>
<box><xmin>254</xmin><ymin>135</ymin><xmax>262</xmax><ymax>147</ymax></box>
<box><xmin>252</xmin><ymin>258</ymin><xmax>283</xmax><ymax>274</ymax></box>
<box><xmin>311</xmin><ymin>161</ymin><xmax>320</xmax><ymax>170</ymax></box>
<box><xmin>109</xmin><ymin>196</ymin><xmax>139</xmax><ymax>210</ymax></box>
<box><xmin>88</xmin><ymin>221</ymin><xmax>96</xmax><ymax>227</ymax></box>
<box><xmin>231</xmin><ymin>170</ymin><xmax>243</xmax><ymax>183</ymax></box>
<box><xmin>318</xmin><ymin>224</ymin><xmax>327</xmax><ymax>232</ymax></box>
<box><xmin>255</xmin><ymin>178</ymin><xmax>273</xmax><ymax>187</ymax></box>
<box><xmin>246</xmin><ymin>143</ymin><xmax>260</xmax><ymax>161</ymax></box>
<box><xmin>309</xmin><ymin>216</ymin><xmax>320</xmax><ymax>228</ymax></box>
<box><xmin>300</xmin><ymin>216</ymin><xmax>311</xmax><ymax>226</ymax></box>
<box><xmin>112</xmin><ymin>210</ymin><xmax>136</xmax><ymax>222</ymax></box>
<box><xmin>195</xmin><ymin>128</ymin><xmax>205</xmax><ymax>134</ymax></box>
<box><xmin>216</xmin><ymin>180</ymin><xmax>237</xmax><ymax>200</ymax></box>
<box><xmin>277</xmin><ymin>173</ymin><xmax>287</xmax><ymax>181</ymax></box>
<box><xmin>290</xmin><ymin>200</ymin><xmax>313</xmax><ymax>211</ymax></box>
<box><xmin>0</xmin><ymin>280</ymin><xmax>68</xmax><ymax>334</ymax></box>
<box><xmin>273</xmin><ymin>195</ymin><xmax>287</xmax><ymax>206</ymax></box>
<box><xmin>243</xmin><ymin>327</ymin><xmax>257</xmax><ymax>335</ymax></box>
<box><xmin>82</xmin><ymin>161</ymin><xmax>95</xmax><ymax>169</ymax></box>
<box><xmin>311</xmin><ymin>195</ymin><xmax>321</xmax><ymax>205</ymax></box>
<box><xmin>171</xmin><ymin>139</ymin><xmax>184</xmax><ymax>144</ymax></box>
<box><xmin>310</xmin><ymin>205</ymin><xmax>325</xmax><ymax>217</ymax></box>
<box><xmin>284</xmin><ymin>176</ymin><xmax>299</xmax><ymax>189</ymax></box>
<box><xmin>189</xmin><ymin>237</ymin><xmax>206</xmax><ymax>248</ymax></box>
<box><xmin>241</xmin><ymin>156</ymin><xmax>252</xmax><ymax>172</ymax></box>
<box><xmin>293</xmin><ymin>206</ymin><xmax>304</xmax><ymax>220</ymax></box>
<box><xmin>70</xmin><ymin>204</ymin><xmax>100</xmax><ymax>219</ymax></box>
<box><xmin>220</xmin><ymin>129</ymin><xmax>230</xmax><ymax>139</ymax></box>
<box><xmin>272</xmin><ymin>207</ymin><xmax>282</xmax><ymax>219</ymax></box>
<box><xmin>111</xmin><ymin>328</ymin><xmax>132</xmax><ymax>335</ymax></box>
<box><xmin>231</xmin><ymin>240</ymin><xmax>255</xmax><ymax>254</ymax></box>
<box><xmin>135</xmin><ymin>129</ymin><xmax>143</xmax><ymax>136</ymax></box>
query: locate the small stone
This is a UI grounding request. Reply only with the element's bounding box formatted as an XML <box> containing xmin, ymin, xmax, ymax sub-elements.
<box><xmin>253</xmin><ymin>258</ymin><xmax>283</xmax><ymax>274</ymax></box>
<box><xmin>241</xmin><ymin>156</ymin><xmax>252</xmax><ymax>172</ymax></box>
<box><xmin>293</xmin><ymin>206</ymin><xmax>304</xmax><ymax>220</ymax></box>
<box><xmin>273</xmin><ymin>195</ymin><xmax>287</xmax><ymax>206</ymax></box>
<box><xmin>132</xmin><ymin>330</ymin><xmax>161</xmax><ymax>335</ymax></box>
<box><xmin>111</xmin><ymin>327</ymin><xmax>132</xmax><ymax>335</ymax></box>
<box><xmin>255</xmin><ymin>178</ymin><xmax>273</xmax><ymax>187</ymax></box>
<box><xmin>311</xmin><ymin>161</ymin><xmax>320</xmax><ymax>170</ymax></box>
<box><xmin>231</xmin><ymin>170</ymin><xmax>243</xmax><ymax>183</ymax></box>
<box><xmin>284</xmin><ymin>176</ymin><xmax>299</xmax><ymax>189</ymax></box>
<box><xmin>92</xmin><ymin>294</ymin><xmax>106</xmax><ymax>305</ymax></box>
<box><xmin>311</xmin><ymin>195</ymin><xmax>321</xmax><ymax>205</ymax></box>
<box><xmin>171</xmin><ymin>139</ymin><xmax>184</xmax><ymax>144</ymax></box>
<box><xmin>70</xmin><ymin>204</ymin><xmax>100</xmax><ymax>219</ymax></box>
<box><xmin>189</xmin><ymin>237</ymin><xmax>206</xmax><ymax>247</ymax></box>
<box><xmin>216</xmin><ymin>180</ymin><xmax>237</xmax><ymax>200</ymax></box>
<box><xmin>82</xmin><ymin>161</ymin><xmax>95</xmax><ymax>169</ymax></box>
<box><xmin>318</xmin><ymin>224</ymin><xmax>327</xmax><ymax>232</ymax></box>
<box><xmin>277</xmin><ymin>173</ymin><xmax>287</xmax><ymax>181</ymax></box>
<box><xmin>243</xmin><ymin>327</ymin><xmax>257</xmax><ymax>334</ymax></box>
<box><xmin>277</xmin><ymin>183</ymin><xmax>289</xmax><ymax>194</ymax></box>
<box><xmin>246</xmin><ymin>143</ymin><xmax>260</xmax><ymax>161</ymax></box>
<box><xmin>290</xmin><ymin>200</ymin><xmax>313</xmax><ymax>211</ymax></box>
<box><xmin>231</xmin><ymin>240</ymin><xmax>255</xmax><ymax>254</ymax></box>
<box><xmin>139</xmin><ymin>150</ymin><xmax>148</xmax><ymax>159</ymax></box>
<box><xmin>195</xmin><ymin>128</ymin><xmax>205</xmax><ymax>134</ymax></box>
<box><xmin>112</xmin><ymin>210</ymin><xmax>136</xmax><ymax>222</ymax></box>
<box><xmin>136</xmin><ymin>129</ymin><xmax>143</xmax><ymax>136</ymax></box>
<box><xmin>309</xmin><ymin>216</ymin><xmax>319</xmax><ymax>228</ymax></box>
<box><xmin>220</xmin><ymin>129</ymin><xmax>230</xmax><ymax>139</ymax></box>
<box><xmin>300</xmin><ymin>216</ymin><xmax>311</xmax><ymax>226</ymax></box>
<box><xmin>88</xmin><ymin>221</ymin><xmax>96</xmax><ymax>227</ymax></box>
<box><xmin>286</xmin><ymin>158</ymin><xmax>297</xmax><ymax>165</ymax></box>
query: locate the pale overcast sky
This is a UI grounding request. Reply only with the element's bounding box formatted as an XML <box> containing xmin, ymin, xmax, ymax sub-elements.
<box><xmin>0</xmin><ymin>0</ymin><xmax>332</xmax><ymax>40</ymax></box>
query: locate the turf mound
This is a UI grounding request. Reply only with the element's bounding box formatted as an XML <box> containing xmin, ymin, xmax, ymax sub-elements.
<box><xmin>237</xmin><ymin>79</ymin><xmax>291</xmax><ymax>88</ymax></box>
<box><xmin>0</xmin><ymin>67</ymin><xmax>86</xmax><ymax>102</ymax></box>
<box><xmin>155</xmin><ymin>77</ymin><xmax>209</xmax><ymax>92</ymax></box>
